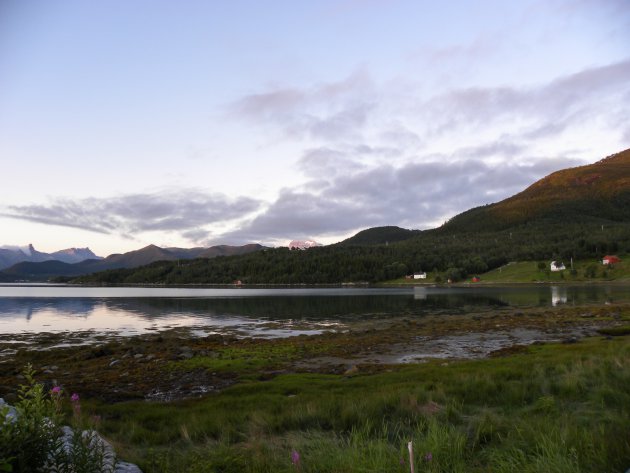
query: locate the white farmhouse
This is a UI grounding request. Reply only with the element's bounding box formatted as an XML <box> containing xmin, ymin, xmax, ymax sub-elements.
<box><xmin>550</xmin><ymin>261</ymin><xmax>566</xmax><ymax>272</ymax></box>
<box><xmin>413</xmin><ymin>272</ymin><xmax>427</xmax><ymax>279</ymax></box>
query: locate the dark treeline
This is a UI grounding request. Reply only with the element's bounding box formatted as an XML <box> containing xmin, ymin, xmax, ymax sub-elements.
<box><xmin>74</xmin><ymin>221</ymin><xmax>630</xmax><ymax>285</ymax></box>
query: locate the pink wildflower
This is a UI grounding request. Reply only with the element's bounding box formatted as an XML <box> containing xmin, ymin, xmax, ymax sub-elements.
<box><xmin>70</xmin><ymin>392</ymin><xmax>81</xmax><ymax>419</ymax></box>
<box><xmin>424</xmin><ymin>452</ymin><xmax>433</xmax><ymax>462</ymax></box>
<box><xmin>291</xmin><ymin>449</ymin><xmax>300</xmax><ymax>466</ymax></box>
<box><xmin>50</xmin><ymin>386</ymin><xmax>63</xmax><ymax>414</ymax></box>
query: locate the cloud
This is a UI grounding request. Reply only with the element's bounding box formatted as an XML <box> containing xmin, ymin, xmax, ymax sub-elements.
<box><xmin>219</xmin><ymin>56</ymin><xmax>630</xmax><ymax>245</ymax></box>
<box><xmin>3</xmin><ymin>190</ymin><xmax>262</xmax><ymax>243</ymax></box>
<box><xmin>419</xmin><ymin>33</ymin><xmax>499</xmax><ymax>65</ymax></box>
<box><xmin>231</xmin><ymin>88</ymin><xmax>305</xmax><ymax>121</ymax></box>
<box><xmin>218</xmin><ymin>152</ymin><xmax>588</xmax><ymax>244</ymax></box>
<box><xmin>378</xmin><ymin>125</ymin><xmax>424</xmax><ymax>150</ymax></box>
<box><xmin>229</xmin><ymin>58</ymin><xmax>630</xmax><ymax>168</ymax></box>
<box><xmin>453</xmin><ymin>140</ymin><xmax>527</xmax><ymax>160</ymax></box>
<box><xmin>230</xmin><ymin>68</ymin><xmax>374</xmax><ymax>141</ymax></box>
<box><xmin>9</xmin><ymin>59</ymin><xmax>627</xmax><ymax>249</ymax></box>
<box><xmin>423</xmin><ymin>59</ymin><xmax>630</xmax><ymax>136</ymax></box>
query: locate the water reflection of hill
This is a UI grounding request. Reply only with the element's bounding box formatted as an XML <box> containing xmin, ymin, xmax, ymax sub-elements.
<box><xmin>0</xmin><ymin>294</ymin><xmax>507</xmax><ymax>323</ymax></box>
<box><xmin>103</xmin><ymin>294</ymin><xmax>516</xmax><ymax>321</ymax></box>
<box><xmin>0</xmin><ymin>285</ymin><xmax>627</xmax><ymax>324</ymax></box>
<box><xmin>0</xmin><ymin>298</ymin><xmax>98</xmax><ymax>321</ymax></box>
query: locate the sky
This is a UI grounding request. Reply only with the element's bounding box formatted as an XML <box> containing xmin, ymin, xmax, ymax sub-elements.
<box><xmin>1</xmin><ymin>0</ymin><xmax>629</xmax><ymax>256</ymax></box>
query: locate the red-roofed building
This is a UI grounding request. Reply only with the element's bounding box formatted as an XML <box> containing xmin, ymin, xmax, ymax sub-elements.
<box><xmin>602</xmin><ymin>255</ymin><xmax>621</xmax><ymax>265</ymax></box>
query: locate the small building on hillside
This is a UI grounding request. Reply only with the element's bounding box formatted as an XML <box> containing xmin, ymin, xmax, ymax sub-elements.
<box><xmin>413</xmin><ymin>272</ymin><xmax>427</xmax><ymax>279</ymax></box>
<box><xmin>471</xmin><ymin>276</ymin><xmax>481</xmax><ymax>282</ymax></box>
<box><xmin>550</xmin><ymin>261</ymin><xmax>566</xmax><ymax>272</ymax></box>
<box><xmin>602</xmin><ymin>255</ymin><xmax>621</xmax><ymax>265</ymax></box>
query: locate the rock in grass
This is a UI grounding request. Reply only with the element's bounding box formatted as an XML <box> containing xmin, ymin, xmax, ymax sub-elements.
<box><xmin>58</xmin><ymin>425</ymin><xmax>143</xmax><ymax>473</ymax></box>
<box><xmin>0</xmin><ymin>398</ymin><xmax>17</xmax><ymax>422</ymax></box>
<box><xmin>2</xmin><ymin>400</ymin><xmax>142</xmax><ymax>473</ymax></box>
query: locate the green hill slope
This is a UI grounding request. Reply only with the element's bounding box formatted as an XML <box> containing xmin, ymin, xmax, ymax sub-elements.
<box><xmin>442</xmin><ymin>149</ymin><xmax>630</xmax><ymax>232</ymax></box>
<box><xmin>337</xmin><ymin>226</ymin><xmax>421</xmax><ymax>246</ymax></box>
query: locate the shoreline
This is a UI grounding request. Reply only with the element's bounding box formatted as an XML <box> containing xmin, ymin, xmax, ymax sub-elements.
<box><xmin>1</xmin><ymin>301</ymin><xmax>628</xmax><ymax>471</ymax></box>
<box><xmin>3</xmin><ymin>279</ymin><xmax>630</xmax><ymax>289</ymax></box>
<box><xmin>1</xmin><ymin>301</ymin><xmax>628</xmax><ymax>404</ymax></box>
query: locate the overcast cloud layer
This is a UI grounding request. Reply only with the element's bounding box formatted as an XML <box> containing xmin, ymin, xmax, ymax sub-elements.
<box><xmin>3</xmin><ymin>58</ymin><xmax>629</xmax><ymax>248</ymax></box>
<box><xmin>3</xmin><ymin>191</ymin><xmax>261</xmax><ymax>243</ymax></box>
<box><xmin>217</xmin><ymin>58</ymin><xmax>630</xmax><ymax>244</ymax></box>
<box><xmin>1</xmin><ymin>1</ymin><xmax>629</xmax><ymax>253</ymax></box>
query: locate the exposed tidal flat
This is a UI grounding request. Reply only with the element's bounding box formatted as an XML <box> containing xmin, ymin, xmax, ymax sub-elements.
<box><xmin>1</xmin><ymin>286</ymin><xmax>630</xmax><ymax>471</ymax></box>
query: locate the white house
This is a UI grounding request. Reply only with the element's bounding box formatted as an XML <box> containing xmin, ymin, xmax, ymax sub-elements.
<box><xmin>550</xmin><ymin>261</ymin><xmax>566</xmax><ymax>272</ymax></box>
<box><xmin>413</xmin><ymin>272</ymin><xmax>427</xmax><ymax>279</ymax></box>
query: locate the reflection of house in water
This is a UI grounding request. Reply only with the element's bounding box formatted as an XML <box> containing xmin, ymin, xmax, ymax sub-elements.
<box><xmin>551</xmin><ymin>286</ymin><xmax>568</xmax><ymax>306</ymax></box>
<box><xmin>413</xmin><ymin>287</ymin><xmax>427</xmax><ymax>300</ymax></box>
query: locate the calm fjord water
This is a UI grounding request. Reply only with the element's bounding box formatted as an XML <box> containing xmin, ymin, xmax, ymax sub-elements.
<box><xmin>0</xmin><ymin>284</ymin><xmax>629</xmax><ymax>337</ymax></box>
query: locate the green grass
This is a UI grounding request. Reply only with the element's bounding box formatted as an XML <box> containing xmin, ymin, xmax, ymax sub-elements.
<box><xmin>95</xmin><ymin>336</ymin><xmax>630</xmax><ymax>472</ymax></box>
<box><xmin>384</xmin><ymin>257</ymin><xmax>630</xmax><ymax>285</ymax></box>
<box><xmin>170</xmin><ymin>340</ymin><xmax>335</xmax><ymax>374</ymax></box>
<box><xmin>479</xmin><ymin>257</ymin><xmax>630</xmax><ymax>283</ymax></box>
<box><xmin>598</xmin><ymin>325</ymin><xmax>630</xmax><ymax>336</ymax></box>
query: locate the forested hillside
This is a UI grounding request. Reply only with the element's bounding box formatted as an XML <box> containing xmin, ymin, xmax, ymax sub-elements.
<box><xmin>441</xmin><ymin>149</ymin><xmax>630</xmax><ymax>232</ymax></box>
<box><xmin>73</xmin><ymin>149</ymin><xmax>630</xmax><ymax>285</ymax></box>
<box><xmin>74</xmin><ymin>221</ymin><xmax>630</xmax><ymax>284</ymax></box>
<box><xmin>337</xmin><ymin>226</ymin><xmax>421</xmax><ymax>246</ymax></box>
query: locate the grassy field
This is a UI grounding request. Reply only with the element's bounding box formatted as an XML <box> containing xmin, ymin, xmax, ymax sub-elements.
<box><xmin>88</xmin><ymin>336</ymin><xmax>630</xmax><ymax>472</ymax></box>
<box><xmin>480</xmin><ymin>257</ymin><xmax>630</xmax><ymax>283</ymax></box>
<box><xmin>3</xmin><ymin>304</ymin><xmax>630</xmax><ymax>472</ymax></box>
<box><xmin>386</xmin><ymin>256</ymin><xmax>630</xmax><ymax>285</ymax></box>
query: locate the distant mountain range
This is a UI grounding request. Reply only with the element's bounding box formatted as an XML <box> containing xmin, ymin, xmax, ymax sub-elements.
<box><xmin>3</xmin><ymin>148</ymin><xmax>630</xmax><ymax>284</ymax></box>
<box><xmin>0</xmin><ymin>244</ymin><xmax>102</xmax><ymax>271</ymax></box>
<box><xmin>71</xmin><ymin>147</ymin><xmax>630</xmax><ymax>285</ymax></box>
<box><xmin>0</xmin><ymin>243</ymin><xmax>266</xmax><ymax>281</ymax></box>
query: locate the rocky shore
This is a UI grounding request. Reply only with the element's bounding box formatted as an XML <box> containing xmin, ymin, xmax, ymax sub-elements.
<box><xmin>1</xmin><ymin>303</ymin><xmax>627</xmax><ymax>403</ymax></box>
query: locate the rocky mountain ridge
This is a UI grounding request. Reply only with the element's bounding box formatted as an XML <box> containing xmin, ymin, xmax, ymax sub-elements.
<box><xmin>0</xmin><ymin>244</ymin><xmax>102</xmax><ymax>270</ymax></box>
<box><xmin>0</xmin><ymin>243</ymin><xmax>266</xmax><ymax>281</ymax></box>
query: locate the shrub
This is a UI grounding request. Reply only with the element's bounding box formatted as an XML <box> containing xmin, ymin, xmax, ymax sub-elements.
<box><xmin>0</xmin><ymin>364</ymin><xmax>61</xmax><ymax>472</ymax></box>
<box><xmin>584</xmin><ymin>264</ymin><xmax>598</xmax><ymax>278</ymax></box>
<box><xmin>0</xmin><ymin>365</ymin><xmax>115</xmax><ymax>473</ymax></box>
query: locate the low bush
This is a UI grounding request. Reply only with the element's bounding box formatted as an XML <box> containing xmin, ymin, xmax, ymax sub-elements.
<box><xmin>0</xmin><ymin>365</ymin><xmax>115</xmax><ymax>473</ymax></box>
